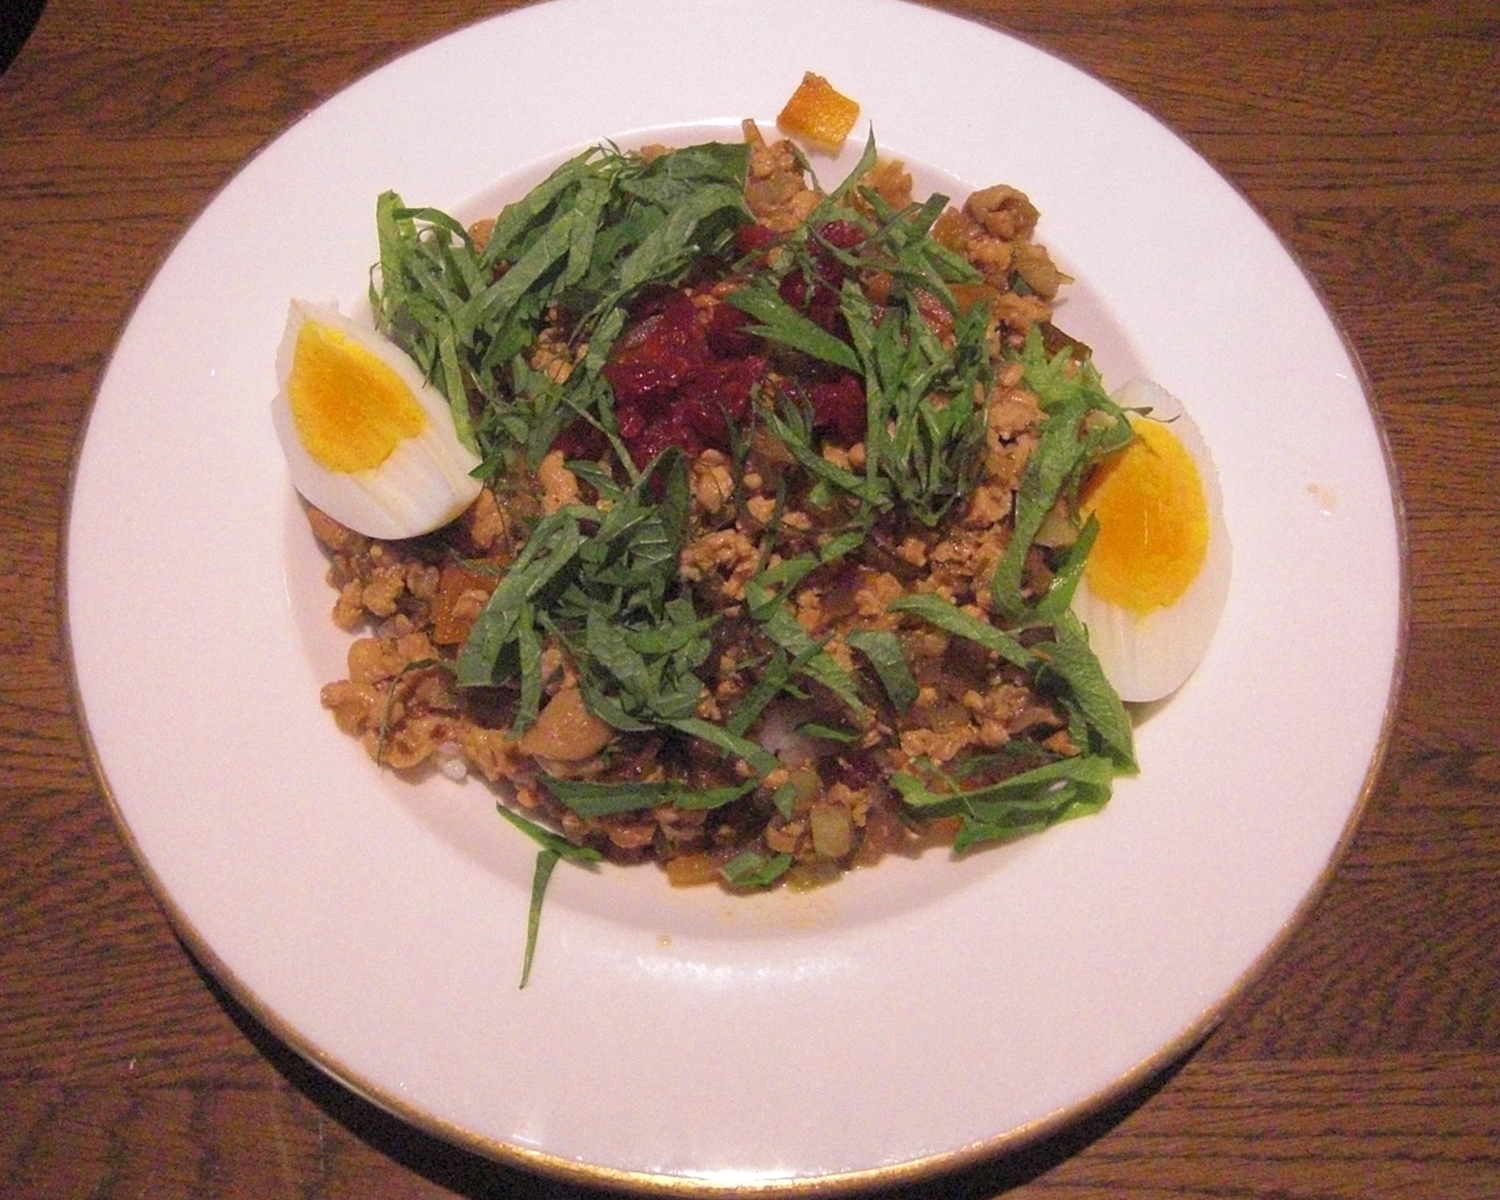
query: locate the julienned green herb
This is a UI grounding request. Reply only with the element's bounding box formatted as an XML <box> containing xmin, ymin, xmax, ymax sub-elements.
<box><xmin>363</xmin><ymin>131</ymin><xmax>1137</xmax><ymax>985</ymax></box>
<box><xmin>374</xmin><ymin>141</ymin><xmax>753</xmax><ymax>476</ymax></box>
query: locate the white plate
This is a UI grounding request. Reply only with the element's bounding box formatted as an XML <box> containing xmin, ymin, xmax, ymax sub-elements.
<box><xmin>65</xmin><ymin>0</ymin><xmax>1406</xmax><ymax>1191</ymax></box>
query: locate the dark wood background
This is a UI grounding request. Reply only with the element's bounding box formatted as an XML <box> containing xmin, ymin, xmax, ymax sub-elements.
<box><xmin>3</xmin><ymin>1</ymin><xmax>1498</xmax><ymax>1196</ymax></box>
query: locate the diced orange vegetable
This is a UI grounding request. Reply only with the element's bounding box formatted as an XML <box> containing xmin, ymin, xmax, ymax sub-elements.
<box><xmin>776</xmin><ymin>72</ymin><xmax>860</xmax><ymax>152</ymax></box>
<box><xmin>664</xmin><ymin>852</ymin><xmax>727</xmax><ymax>888</ymax></box>
<box><xmin>949</xmin><ymin>280</ymin><xmax>1004</xmax><ymax>317</ymax></box>
<box><xmin>929</xmin><ymin>207</ymin><xmax>968</xmax><ymax>252</ymax></box>
<box><xmin>517</xmin><ymin>685</ymin><xmax>612</xmax><ymax>763</ymax></box>
<box><xmin>429</xmin><ymin>561</ymin><xmax>497</xmax><ymax>647</ymax></box>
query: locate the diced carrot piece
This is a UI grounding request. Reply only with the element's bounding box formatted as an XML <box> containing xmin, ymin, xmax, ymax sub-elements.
<box><xmin>430</xmin><ymin>561</ymin><xmax>496</xmax><ymax>647</ymax></box>
<box><xmin>517</xmin><ymin>685</ymin><xmax>612</xmax><ymax>763</ymax></box>
<box><xmin>776</xmin><ymin>72</ymin><xmax>860</xmax><ymax>152</ymax></box>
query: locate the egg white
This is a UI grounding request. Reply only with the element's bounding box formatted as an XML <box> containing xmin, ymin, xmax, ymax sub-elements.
<box><xmin>1071</xmin><ymin>379</ymin><xmax>1231</xmax><ymax>704</ymax></box>
<box><xmin>271</xmin><ymin>300</ymin><xmax>482</xmax><ymax>540</ymax></box>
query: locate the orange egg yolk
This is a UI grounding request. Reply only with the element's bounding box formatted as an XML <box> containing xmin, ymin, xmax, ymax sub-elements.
<box><xmin>1079</xmin><ymin>416</ymin><xmax>1209</xmax><ymax>615</ymax></box>
<box><xmin>288</xmin><ymin>320</ymin><xmax>426</xmax><ymax>473</ymax></box>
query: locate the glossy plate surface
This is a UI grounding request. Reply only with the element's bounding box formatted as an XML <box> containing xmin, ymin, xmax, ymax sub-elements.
<box><xmin>66</xmin><ymin>0</ymin><xmax>1405</xmax><ymax>1190</ymax></box>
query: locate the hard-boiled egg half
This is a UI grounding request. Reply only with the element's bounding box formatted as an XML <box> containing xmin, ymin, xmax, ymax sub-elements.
<box><xmin>1071</xmin><ymin>379</ymin><xmax>1231</xmax><ymax>703</ymax></box>
<box><xmin>271</xmin><ymin>299</ymin><xmax>481</xmax><ymax>540</ymax></box>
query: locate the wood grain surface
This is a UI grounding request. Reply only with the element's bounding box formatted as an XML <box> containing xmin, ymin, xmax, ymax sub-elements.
<box><xmin>3</xmin><ymin>1</ymin><xmax>1498</xmax><ymax>1196</ymax></box>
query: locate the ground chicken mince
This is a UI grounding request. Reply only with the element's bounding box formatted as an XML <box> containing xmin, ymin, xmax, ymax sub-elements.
<box><xmin>307</xmin><ymin>120</ymin><xmax>1136</xmax><ymax>897</ymax></box>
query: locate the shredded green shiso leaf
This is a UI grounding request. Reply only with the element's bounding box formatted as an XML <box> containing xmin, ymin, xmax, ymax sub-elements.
<box><xmin>367</xmin><ymin>134</ymin><xmax>1136</xmax><ymax>985</ymax></box>
<box><xmin>374</xmin><ymin>141</ymin><xmax>753</xmax><ymax>477</ymax></box>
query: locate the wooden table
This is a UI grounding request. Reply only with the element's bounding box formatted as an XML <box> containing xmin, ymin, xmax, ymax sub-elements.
<box><xmin>4</xmin><ymin>1</ymin><xmax>1497</xmax><ymax>1195</ymax></box>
